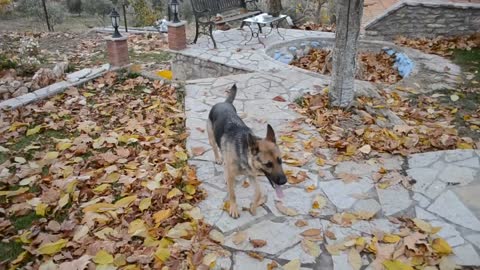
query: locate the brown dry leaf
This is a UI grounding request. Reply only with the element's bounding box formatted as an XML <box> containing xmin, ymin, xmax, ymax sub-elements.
<box><xmin>348</xmin><ymin>248</ymin><xmax>362</xmax><ymax>270</ymax></box>
<box><xmin>338</xmin><ymin>173</ymin><xmax>360</xmax><ymax>183</ymax></box>
<box><xmin>283</xmin><ymin>259</ymin><xmax>301</xmax><ymax>270</ymax></box>
<box><xmin>208</xmin><ymin>230</ymin><xmax>224</xmax><ymax>244</ymax></box>
<box><xmin>325</xmin><ymin>230</ymin><xmax>337</xmax><ymax>240</ymax></box>
<box><xmin>242</xmin><ymin>180</ymin><xmax>250</xmax><ymax>188</ymax></box>
<box><xmin>267</xmin><ymin>261</ymin><xmax>279</xmax><ymax>270</ymax></box>
<box><xmin>247</xmin><ymin>251</ymin><xmax>264</xmax><ymax>261</ymax></box>
<box><xmin>191</xmin><ymin>147</ymin><xmax>207</xmax><ymax>157</ymax></box>
<box><xmin>249</xmin><ymin>239</ymin><xmax>267</xmax><ymax>248</ymax></box>
<box><xmin>275</xmin><ymin>201</ymin><xmax>298</xmax><ymax>216</ymax></box>
<box><xmin>232</xmin><ymin>231</ymin><xmax>248</xmax><ymax>245</ymax></box>
<box><xmin>301</xmin><ymin>228</ymin><xmax>322</xmax><ymax>237</ymax></box>
<box><xmin>295</xmin><ymin>220</ymin><xmax>308</xmax><ymax>227</ymax></box>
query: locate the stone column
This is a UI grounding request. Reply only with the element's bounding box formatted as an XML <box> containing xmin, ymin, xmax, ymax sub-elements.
<box><xmin>106</xmin><ymin>36</ymin><xmax>129</xmax><ymax>68</ymax></box>
<box><xmin>168</xmin><ymin>21</ymin><xmax>187</xmax><ymax>50</ymax></box>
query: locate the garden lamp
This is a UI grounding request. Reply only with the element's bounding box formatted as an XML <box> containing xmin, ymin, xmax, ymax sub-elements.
<box><xmin>109</xmin><ymin>8</ymin><xmax>122</xmax><ymax>38</ymax></box>
<box><xmin>170</xmin><ymin>0</ymin><xmax>180</xmax><ymax>23</ymax></box>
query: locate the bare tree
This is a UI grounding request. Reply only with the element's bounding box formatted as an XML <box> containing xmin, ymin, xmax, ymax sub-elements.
<box><xmin>41</xmin><ymin>0</ymin><xmax>53</xmax><ymax>31</ymax></box>
<box><xmin>329</xmin><ymin>0</ymin><xmax>364</xmax><ymax>108</ymax></box>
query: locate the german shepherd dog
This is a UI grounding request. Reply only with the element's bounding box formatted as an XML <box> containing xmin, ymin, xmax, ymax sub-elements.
<box><xmin>207</xmin><ymin>84</ymin><xmax>287</xmax><ymax>218</ymax></box>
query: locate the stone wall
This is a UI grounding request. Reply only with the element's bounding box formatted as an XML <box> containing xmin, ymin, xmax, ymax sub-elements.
<box><xmin>171</xmin><ymin>53</ymin><xmax>247</xmax><ymax>81</ymax></box>
<box><xmin>365</xmin><ymin>0</ymin><xmax>480</xmax><ymax>40</ymax></box>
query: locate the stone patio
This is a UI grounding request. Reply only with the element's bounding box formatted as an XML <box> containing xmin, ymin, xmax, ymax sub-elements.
<box><xmin>182</xmin><ymin>28</ymin><xmax>480</xmax><ymax>269</ymax></box>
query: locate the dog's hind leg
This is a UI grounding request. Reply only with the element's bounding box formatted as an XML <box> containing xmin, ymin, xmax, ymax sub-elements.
<box><xmin>225</xmin><ymin>163</ymin><xmax>240</xmax><ymax>218</ymax></box>
<box><xmin>249</xmin><ymin>176</ymin><xmax>265</xmax><ymax>216</ymax></box>
<box><xmin>207</xmin><ymin>119</ymin><xmax>223</xmax><ymax>165</ymax></box>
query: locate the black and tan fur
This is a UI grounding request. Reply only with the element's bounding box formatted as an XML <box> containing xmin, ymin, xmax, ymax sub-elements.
<box><xmin>207</xmin><ymin>84</ymin><xmax>287</xmax><ymax>218</ymax></box>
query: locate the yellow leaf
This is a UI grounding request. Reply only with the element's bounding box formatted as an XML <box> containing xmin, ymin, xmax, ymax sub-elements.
<box><xmin>316</xmin><ymin>158</ymin><xmax>325</xmax><ymax>166</ymax></box>
<box><xmin>26</xmin><ymin>125</ymin><xmax>42</xmax><ymax>136</ymax></box>
<box><xmin>412</xmin><ymin>218</ymin><xmax>433</xmax><ymax>233</ymax></box>
<box><xmin>56</xmin><ymin>142</ymin><xmax>72</xmax><ymax>151</ymax></box>
<box><xmin>153</xmin><ymin>209</ymin><xmax>172</xmax><ymax>225</ymax></box>
<box><xmin>283</xmin><ymin>259</ymin><xmax>301</xmax><ymax>270</ymax></box>
<box><xmin>175</xmin><ymin>151</ymin><xmax>188</xmax><ymax>161</ymax></box>
<box><xmin>36</xmin><ymin>203</ymin><xmax>48</xmax><ymax>216</ymax></box>
<box><xmin>44</xmin><ymin>151</ymin><xmax>59</xmax><ymax>160</ymax></box>
<box><xmin>383</xmin><ymin>234</ymin><xmax>401</xmax><ymax>243</ymax></box>
<box><xmin>58</xmin><ymin>194</ymin><xmax>70</xmax><ymax>209</ymax></box>
<box><xmin>382</xmin><ymin>260</ymin><xmax>414</xmax><ymax>270</ymax></box>
<box><xmin>184</xmin><ymin>184</ymin><xmax>196</xmax><ymax>195</ymax></box>
<box><xmin>312</xmin><ymin>195</ymin><xmax>326</xmax><ymax>209</ymax></box>
<box><xmin>19</xmin><ymin>231</ymin><xmax>32</xmax><ymax>244</ymax></box>
<box><xmin>11</xmin><ymin>251</ymin><xmax>28</xmax><ymax>265</ymax></box>
<box><xmin>457</xmin><ymin>142</ymin><xmax>473</xmax><ymax>149</ymax></box>
<box><xmin>65</xmin><ymin>180</ymin><xmax>78</xmax><ymax>194</ymax></box>
<box><xmin>83</xmin><ymin>203</ymin><xmax>116</xmax><ymax>213</ymax></box>
<box><xmin>348</xmin><ymin>248</ymin><xmax>362</xmax><ymax>270</ymax></box>
<box><xmin>9</xmin><ymin>122</ymin><xmax>27</xmax><ymax>131</ymax></box>
<box><xmin>158</xmin><ymin>238</ymin><xmax>173</xmax><ymax>248</ymax></box>
<box><xmin>93</xmin><ymin>184</ymin><xmax>111</xmax><ymax>193</ymax></box>
<box><xmin>154</xmin><ymin>247</ymin><xmax>170</xmax><ymax>262</ymax></box>
<box><xmin>280</xmin><ymin>135</ymin><xmax>296</xmax><ymax>143</ymax></box>
<box><xmin>345</xmin><ymin>145</ymin><xmax>357</xmax><ymax>156</ymax></box>
<box><xmin>83</xmin><ymin>92</ymin><xmax>95</xmax><ymax>97</ymax></box>
<box><xmin>113</xmin><ymin>254</ymin><xmax>127</xmax><ymax>267</ymax></box>
<box><xmin>139</xmin><ymin>198</ymin><xmax>151</xmax><ymax>211</ymax></box>
<box><xmin>114</xmin><ymin>195</ymin><xmax>137</xmax><ymax>208</ymax></box>
<box><xmin>202</xmin><ymin>253</ymin><xmax>217</xmax><ymax>267</ymax></box>
<box><xmin>355</xmin><ymin>237</ymin><xmax>365</xmax><ymax>248</ymax></box>
<box><xmin>167</xmin><ymin>188</ymin><xmax>182</xmax><ymax>199</ymax></box>
<box><xmin>36</xmin><ymin>239</ymin><xmax>68</xmax><ymax>255</ymax></box>
<box><xmin>0</xmin><ymin>187</ymin><xmax>29</xmax><ymax>197</ymax></box>
<box><xmin>105</xmin><ymin>172</ymin><xmax>121</xmax><ymax>183</ymax></box>
<box><xmin>94</xmin><ymin>250</ymin><xmax>114</xmax><ymax>265</ymax></box>
<box><xmin>128</xmin><ymin>219</ymin><xmax>148</xmax><ymax>237</ymax></box>
<box><xmin>301</xmin><ymin>239</ymin><xmax>321</xmax><ymax>257</ymax></box>
<box><xmin>156</xmin><ymin>70</ymin><xmax>173</xmax><ymax>80</ymax></box>
<box><xmin>432</xmin><ymin>238</ymin><xmax>452</xmax><ymax>255</ymax></box>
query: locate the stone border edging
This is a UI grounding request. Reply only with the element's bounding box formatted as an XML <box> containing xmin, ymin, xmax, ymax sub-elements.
<box><xmin>364</xmin><ymin>0</ymin><xmax>480</xmax><ymax>30</ymax></box>
<box><xmin>0</xmin><ymin>64</ymin><xmax>112</xmax><ymax>110</ymax></box>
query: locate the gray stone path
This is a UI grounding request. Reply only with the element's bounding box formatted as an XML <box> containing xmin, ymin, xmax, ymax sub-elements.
<box><xmin>182</xmin><ymin>28</ymin><xmax>480</xmax><ymax>269</ymax></box>
<box><xmin>186</xmin><ymin>73</ymin><xmax>480</xmax><ymax>269</ymax></box>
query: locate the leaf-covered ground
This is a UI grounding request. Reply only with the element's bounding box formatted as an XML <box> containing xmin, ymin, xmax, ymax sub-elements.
<box><xmin>0</xmin><ymin>72</ymin><xmax>222</xmax><ymax>269</ymax></box>
<box><xmin>290</xmin><ymin>49</ymin><xmax>401</xmax><ymax>84</ymax></box>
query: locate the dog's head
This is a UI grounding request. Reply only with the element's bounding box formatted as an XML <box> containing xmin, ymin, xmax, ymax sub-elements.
<box><xmin>248</xmin><ymin>125</ymin><xmax>287</xmax><ymax>192</ymax></box>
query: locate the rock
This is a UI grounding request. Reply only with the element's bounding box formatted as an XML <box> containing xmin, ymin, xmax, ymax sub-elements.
<box><xmin>319</xmin><ymin>178</ymin><xmax>373</xmax><ymax>210</ymax></box>
<box><xmin>377</xmin><ymin>184</ymin><xmax>412</xmax><ymax>215</ymax></box>
<box><xmin>32</xmin><ymin>68</ymin><xmax>57</xmax><ymax>88</ymax></box>
<box><xmin>0</xmin><ymin>85</ymin><xmax>8</xmax><ymax>94</ymax></box>
<box><xmin>353</xmin><ymin>199</ymin><xmax>381</xmax><ymax>214</ymax></box>
<box><xmin>466</xmin><ymin>234</ymin><xmax>480</xmax><ymax>250</ymax></box>
<box><xmin>10</xmin><ymin>80</ymin><xmax>21</xmax><ymax>89</ymax></box>
<box><xmin>232</xmin><ymin>252</ymin><xmax>275</xmax><ymax>270</ymax></box>
<box><xmin>408</xmin><ymin>151</ymin><xmax>443</xmax><ymax>168</ymax></box>
<box><xmin>52</xmin><ymin>61</ymin><xmax>68</xmax><ymax>78</ymax></box>
<box><xmin>427</xmin><ymin>190</ymin><xmax>480</xmax><ymax>231</ymax></box>
<box><xmin>438</xmin><ymin>164</ymin><xmax>477</xmax><ymax>185</ymax></box>
<box><xmin>12</xmin><ymin>86</ymin><xmax>28</xmax><ymax>97</ymax></box>
<box><xmin>278</xmin><ymin>243</ymin><xmax>318</xmax><ymax>264</ymax></box>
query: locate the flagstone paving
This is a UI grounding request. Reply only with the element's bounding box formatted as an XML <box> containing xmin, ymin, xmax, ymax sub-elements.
<box><xmin>182</xmin><ymin>29</ymin><xmax>480</xmax><ymax>269</ymax></box>
<box><xmin>185</xmin><ymin>72</ymin><xmax>480</xmax><ymax>269</ymax></box>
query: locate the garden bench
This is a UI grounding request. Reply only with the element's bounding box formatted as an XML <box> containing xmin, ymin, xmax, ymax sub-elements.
<box><xmin>190</xmin><ymin>0</ymin><xmax>262</xmax><ymax>48</ymax></box>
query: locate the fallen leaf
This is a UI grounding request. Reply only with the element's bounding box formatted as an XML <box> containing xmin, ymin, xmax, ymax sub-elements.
<box><xmin>383</xmin><ymin>234</ymin><xmax>401</xmax><ymax>243</ymax></box>
<box><xmin>348</xmin><ymin>248</ymin><xmax>362</xmax><ymax>270</ymax></box>
<box><xmin>312</xmin><ymin>195</ymin><xmax>327</xmax><ymax>209</ymax></box>
<box><xmin>94</xmin><ymin>250</ymin><xmax>114</xmax><ymax>265</ymax></box>
<box><xmin>139</xmin><ymin>198</ymin><xmax>151</xmax><ymax>211</ymax></box>
<box><xmin>301</xmin><ymin>239</ymin><xmax>321</xmax><ymax>257</ymax></box>
<box><xmin>209</xmin><ymin>230</ymin><xmax>224</xmax><ymax>244</ymax></box>
<box><xmin>301</xmin><ymin>228</ymin><xmax>322</xmax><ymax>237</ymax></box>
<box><xmin>412</xmin><ymin>218</ymin><xmax>434</xmax><ymax>233</ymax></box>
<box><xmin>275</xmin><ymin>201</ymin><xmax>298</xmax><ymax>216</ymax></box>
<box><xmin>232</xmin><ymin>231</ymin><xmax>248</xmax><ymax>245</ymax></box>
<box><xmin>202</xmin><ymin>253</ymin><xmax>217</xmax><ymax>267</ymax></box>
<box><xmin>247</xmin><ymin>251</ymin><xmax>264</xmax><ymax>261</ymax></box>
<box><xmin>273</xmin><ymin>96</ymin><xmax>286</xmax><ymax>102</ymax></box>
<box><xmin>338</xmin><ymin>173</ymin><xmax>360</xmax><ymax>183</ymax></box>
<box><xmin>382</xmin><ymin>260</ymin><xmax>414</xmax><ymax>270</ymax></box>
<box><xmin>36</xmin><ymin>239</ymin><xmax>68</xmax><ymax>255</ymax></box>
<box><xmin>167</xmin><ymin>188</ymin><xmax>182</xmax><ymax>199</ymax></box>
<box><xmin>267</xmin><ymin>261</ymin><xmax>279</xmax><ymax>270</ymax></box>
<box><xmin>432</xmin><ymin>237</ymin><xmax>452</xmax><ymax>255</ymax></box>
<box><xmin>439</xmin><ymin>257</ymin><xmax>457</xmax><ymax>270</ymax></box>
<box><xmin>450</xmin><ymin>94</ymin><xmax>459</xmax><ymax>101</ymax></box>
<box><xmin>325</xmin><ymin>230</ymin><xmax>336</xmax><ymax>240</ymax></box>
<box><xmin>283</xmin><ymin>259</ymin><xmax>300</xmax><ymax>270</ymax></box>
<box><xmin>191</xmin><ymin>147</ymin><xmax>206</xmax><ymax>156</ymax></box>
<box><xmin>250</xmin><ymin>239</ymin><xmax>267</xmax><ymax>248</ymax></box>
<box><xmin>153</xmin><ymin>209</ymin><xmax>172</xmax><ymax>225</ymax></box>
<box><xmin>154</xmin><ymin>247</ymin><xmax>170</xmax><ymax>262</ymax></box>
<box><xmin>26</xmin><ymin>125</ymin><xmax>42</xmax><ymax>136</ymax></box>
<box><xmin>295</xmin><ymin>219</ymin><xmax>308</xmax><ymax>227</ymax></box>
<box><xmin>358</xmin><ymin>144</ymin><xmax>372</xmax><ymax>154</ymax></box>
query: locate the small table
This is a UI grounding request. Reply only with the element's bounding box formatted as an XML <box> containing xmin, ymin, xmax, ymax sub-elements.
<box><xmin>243</xmin><ymin>13</ymin><xmax>287</xmax><ymax>47</ymax></box>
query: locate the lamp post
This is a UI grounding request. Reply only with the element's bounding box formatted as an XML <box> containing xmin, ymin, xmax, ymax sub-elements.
<box><xmin>170</xmin><ymin>0</ymin><xmax>180</xmax><ymax>23</ymax></box>
<box><xmin>109</xmin><ymin>8</ymin><xmax>122</xmax><ymax>38</ymax></box>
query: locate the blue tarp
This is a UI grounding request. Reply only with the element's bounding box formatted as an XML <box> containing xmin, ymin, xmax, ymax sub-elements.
<box><xmin>384</xmin><ymin>48</ymin><xmax>414</xmax><ymax>78</ymax></box>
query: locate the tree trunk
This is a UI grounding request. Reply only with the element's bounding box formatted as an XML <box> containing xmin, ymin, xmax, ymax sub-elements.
<box><xmin>328</xmin><ymin>0</ymin><xmax>364</xmax><ymax>108</ymax></box>
<box><xmin>41</xmin><ymin>0</ymin><xmax>52</xmax><ymax>32</ymax></box>
<box><xmin>266</xmin><ymin>0</ymin><xmax>282</xmax><ymax>17</ymax></box>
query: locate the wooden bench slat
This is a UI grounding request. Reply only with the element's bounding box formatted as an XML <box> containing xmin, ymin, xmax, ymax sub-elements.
<box><xmin>215</xmin><ymin>11</ymin><xmax>262</xmax><ymax>24</ymax></box>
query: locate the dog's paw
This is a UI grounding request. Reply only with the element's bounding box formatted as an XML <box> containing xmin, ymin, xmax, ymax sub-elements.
<box><xmin>228</xmin><ymin>202</ymin><xmax>240</xmax><ymax>219</ymax></box>
<box><xmin>249</xmin><ymin>202</ymin><xmax>258</xmax><ymax>216</ymax></box>
<box><xmin>215</xmin><ymin>157</ymin><xmax>223</xmax><ymax>165</ymax></box>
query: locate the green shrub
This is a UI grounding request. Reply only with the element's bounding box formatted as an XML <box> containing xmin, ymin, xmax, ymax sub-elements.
<box><xmin>0</xmin><ymin>54</ymin><xmax>17</xmax><ymax>71</ymax></box>
<box><xmin>67</xmin><ymin>0</ymin><xmax>82</xmax><ymax>14</ymax></box>
<box><xmin>82</xmin><ymin>0</ymin><xmax>112</xmax><ymax>15</ymax></box>
<box><xmin>16</xmin><ymin>0</ymin><xmax>66</xmax><ymax>30</ymax></box>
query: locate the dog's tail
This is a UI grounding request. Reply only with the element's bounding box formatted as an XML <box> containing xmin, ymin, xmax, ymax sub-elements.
<box><xmin>225</xmin><ymin>84</ymin><xmax>237</xmax><ymax>103</ymax></box>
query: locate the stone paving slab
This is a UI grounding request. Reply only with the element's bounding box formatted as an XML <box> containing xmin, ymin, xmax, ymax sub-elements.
<box><xmin>186</xmin><ymin>69</ymin><xmax>480</xmax><ymax>268</ymax></box>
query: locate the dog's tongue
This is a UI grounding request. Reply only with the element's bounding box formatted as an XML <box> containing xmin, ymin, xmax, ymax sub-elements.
<box><xmin>275</xmin><ymin>186</ymin><xmax>284</xmax><ymax>198</ymax></box>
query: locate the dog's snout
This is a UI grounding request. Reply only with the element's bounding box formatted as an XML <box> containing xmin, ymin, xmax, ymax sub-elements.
<box><xmin>276</xmin><ymin>175</ymin><xmax>287</xmax><ymax>185</ymax></box>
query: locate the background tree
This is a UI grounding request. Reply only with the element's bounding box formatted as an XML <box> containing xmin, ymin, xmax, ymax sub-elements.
<box><xmin>17</xmin><ymin>0</ymin><xmax>66</xmax><ymax>31</ymax></box>
<box><xmin>329</xmin><ymin>0</ymin><xmax>364</xmax><ymax>108</ymax></box>
<box><xmin>67</xmin><ymin>0</ymin><xmax>82</xmax><ymax>15</ymax></box>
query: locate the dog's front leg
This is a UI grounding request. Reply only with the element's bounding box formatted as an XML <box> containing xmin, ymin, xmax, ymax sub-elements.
<box><xmin>225</xmin><ymin>167</ymin><xmax>239</xmax><ymax>218</ymax></box>
<box><xmin>249</xmin><ymin>177</ymin><xmax>265</xmax><ymax>216</ymax></box>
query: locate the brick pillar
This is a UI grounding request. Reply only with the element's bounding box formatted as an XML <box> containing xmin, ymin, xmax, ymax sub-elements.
<box><xmin>106</xmin><ymin>36</ymin><xmax>129</xmax><ymax>68</ymax></box>
<box><xmin>168</xmin><ymin>21</ymin><xmax>187</xmax><ymax>50</ymax></box>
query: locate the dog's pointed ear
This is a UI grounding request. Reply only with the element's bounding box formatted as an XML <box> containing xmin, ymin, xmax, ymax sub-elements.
<box><xmin>266</xmin><ymin>124</ymin><xmax>276</xmax><ymax>143</ymax></box>
<box><xmin>247</xmin><ymin>133</ymin><xmax>259</xmax><ymax>154</ymax></box>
